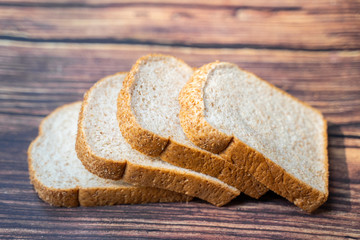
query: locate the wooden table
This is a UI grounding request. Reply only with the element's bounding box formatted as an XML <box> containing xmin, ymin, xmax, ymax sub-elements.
<box><xmin>1</xmin><ymin>1</ymin><xmax>359</xmax><ymax>239</ymax></box>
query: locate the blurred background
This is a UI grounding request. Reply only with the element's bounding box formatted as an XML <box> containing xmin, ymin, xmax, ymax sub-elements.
<box><xmin>0</xmin><ymin>0</ymin><xmax>359</xmax><ymax>239</ymax></box>
<box><xmin>1</xmin><ymin>1</ymin><xmax>359</xmax><ymax>111</ymax></box>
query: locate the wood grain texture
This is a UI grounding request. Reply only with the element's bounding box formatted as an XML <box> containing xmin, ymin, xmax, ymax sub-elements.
<box><xmin>0</xmin><ymin>0</ymin><xmax>360</xmax><ymax>239</ymax></box>
<box><xmin>0</xmin><ymin>0</ymin><xmax>359</xmax><ymax>50</ymax></box>
<box><xmin>0</xmin><ymin>41</ymin><xmax>359</xmax><ymax>239</ymax></box>
<box><xmin>1</xmin><ymin>42</ymin><xmax>359</xmax><ymax>134</ymax></box>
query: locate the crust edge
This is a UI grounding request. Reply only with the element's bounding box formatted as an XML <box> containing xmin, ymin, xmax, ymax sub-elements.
<box><xmin>160</xmin><ymin>140</ymin><xmax>268</xmax><ymax>199</ymax></box>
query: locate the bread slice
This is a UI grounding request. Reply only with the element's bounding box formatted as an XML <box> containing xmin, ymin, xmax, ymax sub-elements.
<box><xmin>117</xmin><ymin>54</ymin><xmax>268</xmax><ymax>199</ymax></box>
<box><xmin>28</xmin><ymin>102</ymin><xmax>191</xmax><ymax>207</ymax></box>
<box><xmin>76</xmin><ymin>72</ymin><xmax>239</xmax><ymax>206</ymax></box>
<box><xmin>179</xmin><ymin>62</ymin><xmax>329</xmax><ymax>212</ymax></box>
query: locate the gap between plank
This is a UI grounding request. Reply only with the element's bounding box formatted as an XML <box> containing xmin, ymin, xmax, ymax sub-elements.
<box><xmin>0</xmin><ymin>1</ymin><xmax>302</xmax><ymax>12</ymax></box>
<box><xmin>0</xmin><ymin>36</ymin><xmax>358</xmax><ymax>52</ymax></box>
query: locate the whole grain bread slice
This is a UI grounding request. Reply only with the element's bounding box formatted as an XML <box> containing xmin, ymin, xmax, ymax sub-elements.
<box><xmin>28</xmin><ymin>102</ymin><xmax>191</xmax><ymax>207</ymax></box>
<box><xmin>179</xmin><ymin>62</ymin><xmax>329</xmax><ymax>212</ymax></box>
<box><xmin>76</xmin><ymin>72</ymin><xmax>239</xmax><ymax>206</ymax></box>
<box><xmin>117</xmin><ymin>54</ymin><xmax>268</xmax><ymax>199</ymax></box>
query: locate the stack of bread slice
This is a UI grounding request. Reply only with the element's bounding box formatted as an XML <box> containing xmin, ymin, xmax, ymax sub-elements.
<box><xmin>28</xmin><ymin>54</ymin><xmax>328</xmax><ymax>212</ymax></box>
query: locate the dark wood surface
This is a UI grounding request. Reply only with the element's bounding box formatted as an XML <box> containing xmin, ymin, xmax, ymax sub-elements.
<box><xmin>0</xmin><ymin>1</ymin><xmax>359</xmax><ymax>239</ymax></box>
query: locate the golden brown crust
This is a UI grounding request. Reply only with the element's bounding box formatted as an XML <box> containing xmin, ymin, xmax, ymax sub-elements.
<box><xmin>79</xmin><ymin>186</ymin><xmax>191</xmax><ymax>206</ymax></box>
<box><xmin>117</xmin><ymin>58</ymin><xmax>170</xmax><ymax>157</ymax></box>
<box><xmin>179</xmin><ymin>62</ymin><xmax>329</xmax><ymax>212</ymax></box>
<box><xmin>118</xmin><ymin>54</ymin><xmax>267</xmax><ymax>199</ymax></box>
<box><xmin>77</xmin><ymin>72</ymin><xmax>239</xmax><ymax>206</ymax></box>
<box><xmin>28</xmin><ymin>102</ymin><xmax>192</xmax><ymax>207</ymax></box>
<box><xmin>31</xmin><ymin>175</ymin><xmax>80</xmax><ymax>207</ymax></box>
<box><xmin>179</xmin><ymin>63</ymin><xmax>233</xmax><ymax>154</ymax></box>
<box><xmin>123</xmin><ymin>162</ymin><xmax>237</xmax><ymax>207</ymax></box>
<box><xmin>161</xmin><ymin>141</ymin><xmax>267</xmax><ymax>199</ymax></box>
<box><xmin>220</xmin><ymin>138</ymin><xmax>328</xmax><ymax>212</ymax></box>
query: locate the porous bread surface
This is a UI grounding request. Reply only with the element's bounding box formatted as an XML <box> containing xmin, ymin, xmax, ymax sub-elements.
<box><xmin>84</xmin><ymin>73</ymin><xmax>149</xmax><ymax>161</ymax></box>
<box><xmin>78</xmin><ymin>72</ymin><xmax>240</xmax><ymax>206</ymax></box>
<box><xmin>130</xmin><ymin>55</ymin><xmax>218</xmax><ymax>149</ymax></box>
<box><xmin>131</xmin><ymin>55</ymin><xmax>194</xmax><ymax>142</ymax></box>
<box><xmin>119</xmin><ymin>54</ymin><xmax>268</xmax><ymax>199</ymax></box>
<box><xmin>203</xmin><ymin>63</ymin><xmax>327</xmax><ymax>194</ymax></box>
<box><xmin>28</xmin><ymin>102</ymin><xmax>190</xmax><ymax>207</ymax></box>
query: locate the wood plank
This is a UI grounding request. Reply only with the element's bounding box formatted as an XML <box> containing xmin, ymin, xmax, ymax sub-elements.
<box><xmin>0</xmin><ymin>41</ymin><xmax>359</xmax><ymax>132</ymax></box>
<box><xmin>1</xmin><ymin>0</ymin><xmax>359</xmax><ymax>12</ymax></box>
<box><xmin>0</xmin><ymin>1</ymin><xmax>359</xmax><ymax>50</ymax></box>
